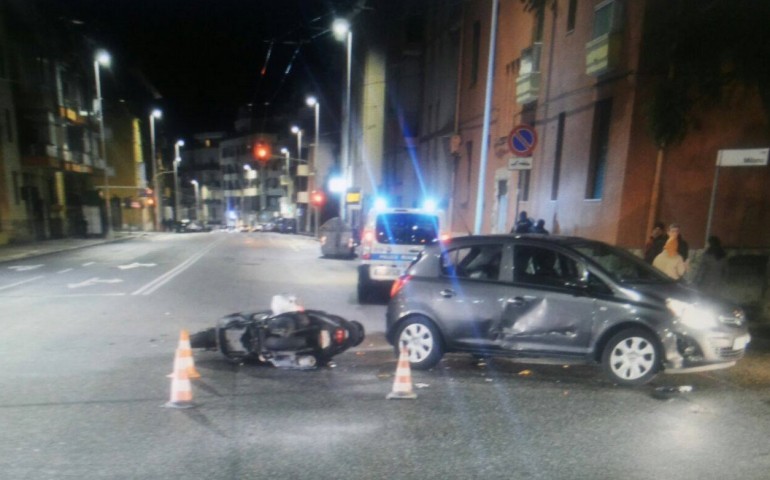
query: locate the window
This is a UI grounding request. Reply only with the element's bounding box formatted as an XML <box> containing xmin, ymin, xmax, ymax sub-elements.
<box><xmin>513</xmin><ymin>245</ymin><xmax>580</xmax><ymax>287</ymax></box>
<box><xmin>592</xmin><ymin>0</ymin><xmax>623</xmax><ymax>39</ymax></box>
<box><xmin>465</xmin><ymin>141</ymin><xmax>473</xmax><ymax>204</ymax></box>
<box><xmin>567</xmin><ymin>0</ymin><xmax>578</xmax><ymax>32</ymax></box>
<box><xmin>551</xmin><ymin>113</ymin><xmax>565</xmax><ymax>200</ymax></box>
<box><xmin>471</xmin><ymin>21</ymin><xmax>481</xmax><ymax>86</ymax></box>
<box><xmin>375</xmin><ymin>213</ymin><xmax>439</xmax><ymax>246</ymax></box>
<box><xmin>12</xmin><ymin>172</ymin><xmax>19</xmax><ymax>204</ymax></box>
<box><xmin>441</xmin><ymin>244</ymin><xmax>503</xmax><ymax>281</ymax></box>
<box><xmin>586</xmin><ymin>99</ymin><xmax>612</xmax><ymax>200</ymax></box>
<box><xmin>519</xmin><ymin>170</ymin><xmax>530</xmax><ymax>201</ymax></box>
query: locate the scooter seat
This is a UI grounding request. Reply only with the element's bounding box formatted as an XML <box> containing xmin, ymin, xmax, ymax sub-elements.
<box><xmin>263</xmin><ymin>335</ymin><xmax>308</xmax><ymax>351</ymax></box>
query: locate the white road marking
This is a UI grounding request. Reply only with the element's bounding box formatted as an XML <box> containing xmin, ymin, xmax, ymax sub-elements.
<box><xmin>82</xmin><ymin>262</ymin><xmax>95</xmax><ymax>266</ymax></box>
<box><xmin>0</xmin><ymin>276</ymin><xmax>45</xmax><ymax>291</ymax></box>
<box><xmin>132</xmin><ymin>237</ymin><xmax>224</xmax><ymax>295</ymax></box>
<box><xmin>57</xmin><ymin>268</ymin><xmax>73</xmax><ymax>274</ymax></box>
<box><xmin>8</xmin><ymin>265</ymin><xmax>44</xmax><ymax>272</ymax></box>
<box><xmin>118</xmin><ymin>262</ymin><xmax>157</xmax><ymax>270</ymax></box>
<box><xmin>67</xmin><ymin>277</ymin><xmax>124</xmax><ymax>289</ymax></box>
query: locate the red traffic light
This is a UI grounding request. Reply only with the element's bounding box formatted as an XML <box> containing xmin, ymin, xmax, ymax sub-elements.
<box><xmin>310</xmin><ymin>190</ymin><xmax>326</xmax><ymax>208</ymax></box>
<box><xmin>252</xmin><ymin>141</ymin><xmax>271</xmax><ymax>164</ymax></box>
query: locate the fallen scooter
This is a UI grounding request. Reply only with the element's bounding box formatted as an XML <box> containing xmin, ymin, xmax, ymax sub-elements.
<box><xmin>190</xmin><ymin>295</ymin><xmax>365</xmax><ymax>369</ymax></box>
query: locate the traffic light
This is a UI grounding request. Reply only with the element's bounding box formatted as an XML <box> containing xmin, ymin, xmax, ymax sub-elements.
<box><xmin>253</xmin><ymin>141</ymin><xmax>271</xmax><ymax>165</ymax></box>
<box><xmin>310</xmin><ymin>190</ymin><xmax>326</xmax><ymax>208</ymax></box>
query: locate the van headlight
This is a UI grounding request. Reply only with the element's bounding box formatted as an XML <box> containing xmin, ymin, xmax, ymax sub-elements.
<box><xmin>666</xmin><ymin>298</ymin><xmax>719</xmax><ymax>329</ymax></box>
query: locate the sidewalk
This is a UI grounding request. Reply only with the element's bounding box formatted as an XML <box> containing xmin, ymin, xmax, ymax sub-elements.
<box><xmin>0</xmin><ymin>232</ymin><xmax>146</xmax><ymax>264</ymax></box>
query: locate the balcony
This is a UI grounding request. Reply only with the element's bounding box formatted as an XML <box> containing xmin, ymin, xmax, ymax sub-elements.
<box><xmin>585</xmin><ymin>32</ymin><xmax>621</xmax><ymax>77</ymax></box>
<box><xmin>516</xmin><ymin>43</ymin><xmax>542</xmax><ymax>105</ymax></box>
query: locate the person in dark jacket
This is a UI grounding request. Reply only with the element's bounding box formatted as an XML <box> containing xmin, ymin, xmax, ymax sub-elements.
<box><xmin>694</xmin><ymin>235</ymin><xmax>727</xmax><ymax>296</ymax></box>
<box><xmin>644</xmin><ymin>221</ymin><xmax>668</xmax><ymax>264</ymax></box>
<box><xmin>511</xmin><ymin>211</ymin><xmax>533</xmax><ymax>234</ymax></box>
<box><xmin>533</xmin><ymin>219</ymin><xmax>549</xmax><ymax>234</ymax></box>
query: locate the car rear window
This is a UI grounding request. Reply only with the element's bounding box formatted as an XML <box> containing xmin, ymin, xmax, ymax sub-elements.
<box><xmin>375</xmin><ymin>213</ymin><xmax>439</xmax><ymax>245</ymax></box>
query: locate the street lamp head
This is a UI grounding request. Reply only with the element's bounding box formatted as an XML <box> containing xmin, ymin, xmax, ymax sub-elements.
<box><xmin>291</xmin><ymin>125</ymin><xmax>300</xmax><ymax>134</ymax></box>
<box><xmin>190</xmin><ymin>179</ymin><xmax>198</xmax><ymax>185</ymax></box>
<box><xmin>280</xmin><ymin>147</ymin><xmax>289</xmax><ymax>155</ymax></box>
<box><xmin>332</xmin><ymin>18</ymin><xmax>350</xmax><ymax>41</ymax></box>
<box><xmin>176</xmin><ymin>139</ymin><xmax>185</xmax><ymax>147</ymax></box>
<box><xmin>95</xmin><ymin>49</ymin><xmax>111</xmax><ymax>67</ymax></box>
<box><xmin>243</xmin><ymin>164</ymin><xmax>252</xmax><ymax>171</ymax></box>
<box><xmin>306</xmin><ymin>96</ymin><xmax>317</xmax><ymax>107</ymax></box>
<box><xmin>151</xmin><ymin>108</ymin><xmax>162</xmax><ymax>119</ymax></box>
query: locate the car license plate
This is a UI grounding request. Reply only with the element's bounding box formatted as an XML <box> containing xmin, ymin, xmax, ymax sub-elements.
<box><xmin>733</xmin><ymin>334</ymin><xmax>749</xmax><ymax>350</ymax></box>
<box><xmin>374</xmin><ymin>266</ymin><xmax>400</xmax><ymax>277</ymax></box>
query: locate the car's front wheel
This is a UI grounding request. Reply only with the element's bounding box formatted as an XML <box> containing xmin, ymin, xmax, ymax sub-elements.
<box><xmin>395</xmin><ymin>316</ymin><xmax>444</xmax><ymax>370</ymax></box>
<box><xmin>601</xmin><ymin>328</ymin><xmax>660</xmax><ymax>386</ymax></box>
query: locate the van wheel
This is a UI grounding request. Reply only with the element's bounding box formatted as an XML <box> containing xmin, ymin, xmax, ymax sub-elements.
<box><xmin>395</xmin><ymin>316</ymin><xmax>443</xmax><ymax>370</ymax></box>
<box><xmin>601</xmin><ymin>328</ymin><xmax>660</xmax><ymax>386</ymax></box>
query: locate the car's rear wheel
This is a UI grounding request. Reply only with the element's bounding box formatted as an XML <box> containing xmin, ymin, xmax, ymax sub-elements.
<box><xmin>395</xmin><ymin>316</ymin><xmax>443</xmax><ymax>370</ymax></box>
<box><xmin>601</xmin><ymin>328</ymin><xmax>660</xmax><ymax>386</ymax></box>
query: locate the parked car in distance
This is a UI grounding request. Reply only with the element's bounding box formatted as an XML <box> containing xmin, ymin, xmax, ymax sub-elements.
<box><xmin>319</xmin><ymin>217</ymin><xmax>357</xmax><ymax>258</ymax></box>
<box><xmin>174</xmin><ymin>219</ymin><xmax>211</xmax><ymax>233</ymax></box>
<box><xmin>386</xmin><ymin>234</ymin><xmax>751</xmax><ymax>386</ymax></box>
<box><xmin>275</xmin><ymin>217</ymin><xmax>297</xmax><ymax>234</ymax></box>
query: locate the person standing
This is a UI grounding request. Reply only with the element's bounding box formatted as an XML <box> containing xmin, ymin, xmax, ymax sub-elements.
<box><xmin>653</xmin><ymin>235</ymin><xmax>687</xmax><ymax>280</ymax></box>
<box><xmin>511</xmin><ymin>211</ymin><xmax>533</xmax><ymax>234</ymax></box>
<box><xmin>533</xmin><ymin>219</ymin><xmax>549</xmax><ymax>234</ymax></box>
<box><xmin>644</xmin><ymin>221</ymin><xmax>668</xmax><ymax>264</ymax></box>
<box><xmin>694</xmin><ymin>235</ymin><xmax>727</xmax><ymax>296</ymax></box>
<box><xmin>668</xmin><ymin>223</ymin><xmax>689</xmax><ymax>261</ymax></box>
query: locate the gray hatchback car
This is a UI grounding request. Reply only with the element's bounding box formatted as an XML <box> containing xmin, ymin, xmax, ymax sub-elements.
<box><xmin>386</xmin><ymin>234</ymin><xmax>751</xmax><ymax>385</ymax></box>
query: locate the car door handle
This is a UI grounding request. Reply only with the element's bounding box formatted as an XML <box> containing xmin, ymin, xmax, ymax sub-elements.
<box><xmin>506</xmin><ymin>296</ymin><xmax>526</xmax><ymax>306</ymax></box>
<box><xmin>439</xmin><ymin>289</ymin><xmax>455</xmax><ymax>298</ymax></box>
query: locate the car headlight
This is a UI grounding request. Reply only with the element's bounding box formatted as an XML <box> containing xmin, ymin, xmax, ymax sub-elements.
<box><xmin>666</xmin><ymin>298</ymin><xmax>719</xmax><ymax>329</ymax></box>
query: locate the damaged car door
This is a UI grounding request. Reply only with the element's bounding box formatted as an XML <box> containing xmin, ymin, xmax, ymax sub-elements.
<box><xmin>428</xmin><ymin>241</ymin><xmax>511</xmax><ymax>352</ymax></box>
<box><xmin>500</xmin><ymin>244</ymin><xmax>596</xmax><ymax>356</ymax></box>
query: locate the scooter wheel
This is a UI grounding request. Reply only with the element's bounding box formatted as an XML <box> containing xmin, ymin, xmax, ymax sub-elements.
<box><xmin>190</xmin><ymin>328</ymin><xmax>217</xmax><ymax>349</ymax></box>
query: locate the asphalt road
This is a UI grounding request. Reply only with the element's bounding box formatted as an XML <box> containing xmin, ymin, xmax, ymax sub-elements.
<box><xmin>0</xmin><ymin>232</ymin><xmax>769</xmax><ymax>479</ymax></box>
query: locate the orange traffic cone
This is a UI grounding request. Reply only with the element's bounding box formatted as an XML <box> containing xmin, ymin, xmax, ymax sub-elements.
<box><xmin>387</xmin><ymin>346</ymin><xmax>417</xmax><ymax>400</ymax></box>
<box><xmin>168</xmin><ymin>330</ymin><xmax>201</xmax><ymax>379</ymax></box>
<box><xmin>163</xmin><ymin>356</ymin><xmax>195</xmax><ymax>409</ymax></box>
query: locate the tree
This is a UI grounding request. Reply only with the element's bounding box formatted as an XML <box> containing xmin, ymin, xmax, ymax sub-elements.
<box><xmin>644</xmin><ymin>0</ymin><xmax>770</xmax><ymax>147</ymax></box>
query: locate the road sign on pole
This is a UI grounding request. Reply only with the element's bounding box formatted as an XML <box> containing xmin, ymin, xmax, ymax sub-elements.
<box><xmin>508</xmin><ymin>125</ymin><xmax>538</xmax><ymax>157</ymax></box>
<box><xmin>705</xmin><ymin>148</ymin><xmax>769</xmax><ymax>243</ymax></box>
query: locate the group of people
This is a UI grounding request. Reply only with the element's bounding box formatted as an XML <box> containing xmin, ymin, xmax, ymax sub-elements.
<box><xmin>644</xmin><ymin>221</ymin><xmax>727</xmax><ymax>294</ymax></box>
<box><xmin>511</xmin><ymin>211</ymin><xmax>548</xmax><ymax>234</ymax></box>
<box><xmin>510</xmin><ymin>213</ymin><xmax>727</xmax><ymax>292</ymax></box>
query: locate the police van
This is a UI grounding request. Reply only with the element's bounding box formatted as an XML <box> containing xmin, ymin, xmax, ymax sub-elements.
<box><xmin>357</xmin><ymin>205</ymin><xmax>446</xmax><ymax>303</ymax></box>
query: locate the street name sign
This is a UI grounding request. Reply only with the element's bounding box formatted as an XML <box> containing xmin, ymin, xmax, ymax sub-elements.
<box><xmin>717</xmin><ymin>148</ymin><xmax>769</xmax><ymax>167</ymax></box>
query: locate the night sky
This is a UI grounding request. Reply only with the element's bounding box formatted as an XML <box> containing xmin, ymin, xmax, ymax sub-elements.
<box><xmin>33</xmin><ymin>0</ymin><xmax>363</xmax><ymax>136</ymax></box>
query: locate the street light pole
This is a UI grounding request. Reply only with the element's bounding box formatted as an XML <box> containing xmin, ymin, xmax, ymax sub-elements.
<box><xmin>173</xmin><ymin>140</ymin><xmax>184</xmax><ymax>224</ymax></box>
<box><xmin>94</xmin><ymin>49</ymin><xmax>112</xmax><ymax>237</ymax></box>
<box><xmin>291</xmin><ymin>126</ymin><xmax>303</xmax><ymax>224</ymax></box>
<box><xmin>333</xmin><ymin>19</ymin><xmax>352</xmax><ymax>222</ymax></box>
<box><xmin>149</xmin><ymin>109</ymin><xmax>162</xmax><ymax>231</ymax></box>
<box><xmin>191</xmin><ymin>180</ymin><xmax>200</xmax><ymax>221</ymax></box>
<box><xmin>306</xmin><ymin>96</ymin><xmax>320</xmax><ymax>236</ymax></box>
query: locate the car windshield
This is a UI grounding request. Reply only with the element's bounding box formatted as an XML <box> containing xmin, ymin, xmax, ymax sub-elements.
<box><xmin>375</xmin><ymin>213</ymin><xmax>439</xmax><ymax>246</ymax></box>
<box><xmin>572</xmin><ymin>241</ymin><xmax>672</xmax><ymax>284</ymax></box>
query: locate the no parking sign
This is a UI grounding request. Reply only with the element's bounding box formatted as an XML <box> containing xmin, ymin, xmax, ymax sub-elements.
<box><xmin>508</xmin><ymin>125</ymin><xmax>537</xmax><ymax>157</ymax></box>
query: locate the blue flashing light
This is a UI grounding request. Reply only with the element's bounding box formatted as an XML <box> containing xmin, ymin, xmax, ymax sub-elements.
<box><xmin>373</xmin><ymin>196</ymin><xmax>388</xmax><ymax>211</ymax></box>
<box><xmin>423</xmin><ymin>198</ymin><xmax>437</xmax><ymax>212</ymax></box>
